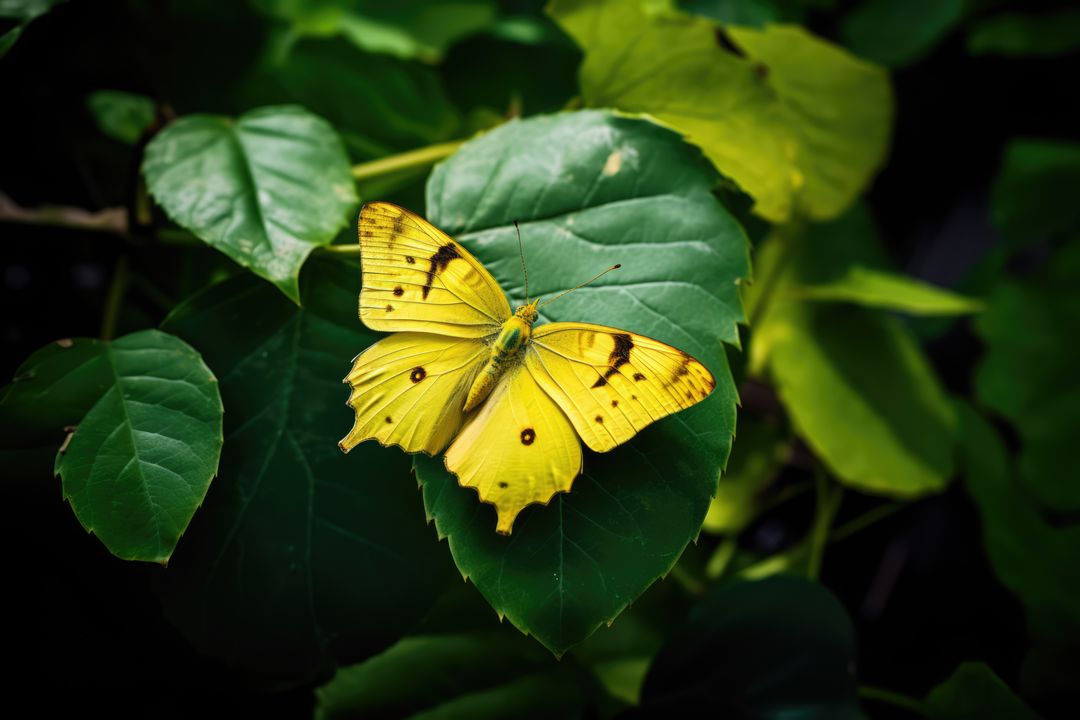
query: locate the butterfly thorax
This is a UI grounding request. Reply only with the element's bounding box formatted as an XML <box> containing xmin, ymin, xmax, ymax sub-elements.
<box><xmin>463</xmin><ymin>304</ymin><xmax>538</xmax><ymax>412</ymax></box>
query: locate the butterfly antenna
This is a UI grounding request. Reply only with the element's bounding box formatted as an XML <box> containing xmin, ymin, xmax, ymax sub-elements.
<box><xmin>538</xmin><ymin>264</ymin><xmax>621</xmax><ymax>309</ymax></box>
<box><xmin>515</xmin><ymin>220</ymin><xmax>529</xmax><ymax>303</ymax></box>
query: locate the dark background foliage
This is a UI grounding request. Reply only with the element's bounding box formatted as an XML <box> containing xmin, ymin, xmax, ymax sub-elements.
<box><xmin>2</xmin><ymin>0</ymin><xmax>1078</xmax><ymax>716</ymax></box>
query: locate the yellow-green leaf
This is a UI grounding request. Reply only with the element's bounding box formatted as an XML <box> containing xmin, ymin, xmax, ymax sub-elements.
<box><xmin>549</xmin><ymin>0</ymin><xmax>893</xmax><ymax>221</ymax></box>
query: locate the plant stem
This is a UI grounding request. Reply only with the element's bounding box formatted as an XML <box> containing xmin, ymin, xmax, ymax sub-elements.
<box><xmin>351</xmin><ymin>140</ymin><xmax>464</xmax><ymax>181</ymax></box>
<box><xmin>806</xmin><ymin>466</ymin><xmax>841</xmax><ymax>580</ymax></box>
<box><xmin>668</xmin><ymin>563</ymin><xmax>706</xmax><ymax>596</ymax></box>
<box><xmin>705</xmin><ymin>536</ymin><xmax>738</xmax><ymax>579</ymax></box>
<box><xmin>831</xmin><ymin>502</ymin><xmax>905</xmax><ymax>543</ymax></box>
<box><xmin>321</xmin><ymin>244</ymin><xmax>361</xmax><ymax>255</ymax></box>
<box><xmin>101</xmin><ymin>255</ymin><xmax>129</xmax><ymax>341</ymax></box>
<box><xmin>858</xmin><ymin>685</ymin><xmax>930</xmax><ymax>716</ymax></box>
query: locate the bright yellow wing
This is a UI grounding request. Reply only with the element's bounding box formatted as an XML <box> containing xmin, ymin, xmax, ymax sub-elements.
<box><xmin>526</xmin><ymin>323</ymin><xmax>716</xmax><ymax>453</ymax></box>
<box><xmin>358</xmin><ymin>202</ymin><xmax>511</xmax><ymax>338</ymax></box>
<box><xmin>340</xmin><ymin>332</ymin><xmax>488</xmax><ymax>455</ymax></box>
<box><xmin>444</xmin><ymin>364</ymin><xmax>582</xmax><ymax>534</ymax></box>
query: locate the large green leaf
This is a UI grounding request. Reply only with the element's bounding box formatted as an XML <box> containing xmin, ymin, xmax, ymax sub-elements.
<box><xmin>750</xmin><ymin>209</ymin><xmax>956</xmax><ymax>497</ymax></box>
<box><xmin>255</xmin><ymin>0</ymin><xmax>497</xmax><ymax>63</ymax></box>
<box><xmin>925</xmin><ymin>662</ymin><xmax>1041</xmax><ymax>720</ymax></box>
<box><xmin>841</xmin><ymin>0</ymin><xmax>965</xmax><ymax>68</ymax></box>
<box><xmin>415</xmin><ymin>110</ymin><xmax>749</xmax><ymax>654</ymax></box>
<box><xmin>316</xmin><ymin>631</ymin><xmax>612</xmax><ymax>719</ymax></box>
<box><xmin>1</xmin><ymin>331</ymin><xmax>223</xmax><ymax>563</ymax></box>
<box><xmin>244</xmin><ymin>37</ymin><xmax>461</xmax><ymax>161</ymax></box>
<box><xmin>157</xmin><ymin>257</ymin><xmax>455</xmax><ymax>686</ymax></box>
<box><xmin>549</xmin><ymin>0</ymin><xmax>892</xmax><ymax>222</ymax></box>
<box><xmin>975</xmin><ymin>244</ymin><xmax>1080</xmax><ymax>511</ymax></box>
<box><xmin>635</xmin><ymin>575</ymin><xmax>858</xmax><ymax>718</ymax></box>
<box><xmin>142</xmin><ymin>105</ymin><xmax>358</xmax><ymax>302</ymax></box>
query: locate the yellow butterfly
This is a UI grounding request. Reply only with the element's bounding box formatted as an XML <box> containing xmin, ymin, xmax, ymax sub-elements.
<box><xmin>339</xmin><ymin>202</ymin><xmax>716</xmax><ymax>534</ymax></box>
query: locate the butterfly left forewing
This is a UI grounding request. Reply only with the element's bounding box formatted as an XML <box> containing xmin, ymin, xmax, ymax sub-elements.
<box><xmin>359</xmin><ymin>202</ymin><xmax>511</xmax><ymax>338</ymax></box>
<box><xmin>526</xmin><ymin>322</ymin><xmax>715</xmax><ymax>453</ymax></box>
<box><xmin>340</xmin><ymin>332</ymin><xmax>488</xmax><ymax>455</ymax></box>
<box><xmin>444</xmin><ymin>364</ymin><xmax>582</xmax><ymax>534</ymax></box>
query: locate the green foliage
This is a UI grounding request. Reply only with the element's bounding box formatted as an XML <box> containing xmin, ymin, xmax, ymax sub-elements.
<box><xmin>991</xmin><ymin>139</ymin><xmax>1080</xmax><ymax>255</ymax></box>
<box><xmin>841</xmin><ymin>0</ymin><xmax>965</xmax><ymax>67</ymax></box>
<box><xmin>789</xmin><ymin>265</ymin><xmax>984</xmax><ymax>315</ymax></box>
<box><xmin>637</xmin><ymin>576</ymin><xmax>859</xmax><ymax>717</ymax></box>
<box><xmin>143</xmin><ymin>105</ymin><xmax>358</xmax><ymax>302</ymax></box>
<box><xmin>0</xmin><ymin>0</ymin><xmax>63</xmax><ymax>56</ymax></box>
<box><xmin>414</xmin><ymin>109</ymin><xmax>747</xmax><ymax>654</ymax></box>
<box><xmin>967</xmin><ymin>9</ymin><xmax>1080</xmax><ymax>58</ymax></box>
<box><xmin>254</xmin><ymin>0</ymin><xmax>497</xmax><ymax>63</ymax></box>
<box><xmin>926</xmin><ymin>662</ymin><xmax>1041</xmax><ymax>720</ymax></box>
<box><xmin>551</xmin><ymin>0</ymin><xmax>892</xmax><ymax>222</ymax></box>
<box><xmin>2</xmin><ymin>330</ymin><xmax>223</xmax><ymax>563</ymax></box>
<box><xmin>156</xmin><ymin>258</ymin><xmax>454</xmax><ymax>685</ymax></box>
<box><xmin>749</xmin><ymin>209</ymin><xmax>957</xmax><ymax>497</ymax></box>
<box><xmin>702</xmin><ymin>416</ymin><xmax>787</xmax><ymax>534</ymax></box>
<box><xmin>87</xmin><ymin>90</ymin><xmax>156</xmax><ymax>145</ymax></box>
<box><xmin>316</xmin><ymin>631</ymin><xmax>612</xmax><ymax>719</ymax></box>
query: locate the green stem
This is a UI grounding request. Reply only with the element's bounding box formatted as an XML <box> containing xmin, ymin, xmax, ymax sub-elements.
<box><xmin>101</xmin><ymin>255</ymin><xmax>129</xmax><ymax>341</ymax></box>
<box><xmin>351</xmin><ymin>140</ymin><xmax>465</xmax><ymax>181</ymax></box>
<box><xmin>668</xmin><ymin>563</ymin><xmax>706</xmax><ymax>596</ymax></box>
<box><xmin>321</xmin><ymin>244</ymin><xmax>361</xmax><ymax>255</ymax></box>
<box><xmin>858</xmin><ymin>685</ymin><xmax>930</xmax><ymax>716</ymax></box>
<box><xmin>831</xmin><ymin>502</ymin><xmax>905</xmax><ymax>543</ymax></box>
<box><xmin>806</xmin><ymin>466</ymin><xmax>841</xmax><ymax>580</ymax></box>
<box><xmin>705</xmin><ymin>536</ymin><xmax>738</xmax><ymax>579</ymax></box>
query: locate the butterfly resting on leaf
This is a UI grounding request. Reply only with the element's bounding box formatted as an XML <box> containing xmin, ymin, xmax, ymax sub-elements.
<box><xmin>339</xmin><ymin>202</ymin><xmax>716</xmax><ymax>534</ymax></box>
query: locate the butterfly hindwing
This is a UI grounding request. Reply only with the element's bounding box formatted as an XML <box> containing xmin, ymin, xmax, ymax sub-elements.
<box><xmin>526</xmin><ymin>322</ymin><xmax>716</xmax><ymax>453</ymax></box>
<box><xmin>444</xmin><ymin>364</ymin><xmax>583</xmax><ymax>534</ymax></box>
<box><xmin>359</xmin><ymin>202</ymin><xmax>511</xmax><ymax>338</ymax></box>
<box><xmin>340</xmin><ymin>332</ymin><xmax>488</xmax><ymax>455</ymax></box>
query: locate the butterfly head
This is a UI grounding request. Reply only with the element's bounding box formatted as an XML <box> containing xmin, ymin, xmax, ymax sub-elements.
<box><xmin>514</xmin><ymin>301</ymin><xmax>539</xmax><ymax>325</ymax></box>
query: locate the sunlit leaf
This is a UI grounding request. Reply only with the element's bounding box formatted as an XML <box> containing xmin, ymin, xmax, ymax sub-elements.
<box><xmin>142</xmin><ymin>105</ymin><xmax>357</xmax><ymax>302</ymax></box>
<box><xmin>702</xmin><ymin>415</ymin><xmax>787</xmax><ymax>534</ymax></box>
<box><xmin>1</xmin><ymin>330</ymin><xmax>223</xmax><ymax>563</ymax></box>
<box><xmin>788</xmin><ymin>265</ymin><xmax>984</xmax><ymax>315</ymax></box>
<box><xmin>550</xmin><ymin>0</ymin><xmax>892</xmax><ymax>221</ymax></box>
<box><xmin>415</xmin><ymin>109</ymin><xmax>749</xmax><ymax>654</ymax></box>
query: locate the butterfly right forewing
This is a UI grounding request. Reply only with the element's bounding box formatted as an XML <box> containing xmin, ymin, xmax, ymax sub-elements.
<box><xmin>359</xmin><ymin>202</ymin><xmax>511</xmax><ymax>338</ymax></box>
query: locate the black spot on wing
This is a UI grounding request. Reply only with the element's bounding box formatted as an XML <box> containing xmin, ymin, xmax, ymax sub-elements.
<box><xmin>591</xmin><ymin>333</ymin><xmax>635</xmax><ymax>388</ymax></box>
<box><xmin>422</xmin><ymin>243</ymin><xmax>462</xmax><ymax>300</ymax></box>
<box><xmin>393</xmin><ymin>286</ymin><xmax>404</xmax><ymax>296</ymax></box>
<box><xmin>520</xmin><ymin>428</ymin><xmax>535</xmax><ymax>446</ymax></box>
<box><xmin>410</xmin><ymin>367</ymin><xmax>427</xmax><ymax>383</ymax></box>
<box><xmin>405</xmin><ymin>256</ymin><xmax>415</xmax><ymax>264</ymax></box>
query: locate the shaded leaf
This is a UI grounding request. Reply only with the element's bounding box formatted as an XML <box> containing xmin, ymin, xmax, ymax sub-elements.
<box><xmin>415</xmin><ymin>109</ymin><xmax>749</xmax><ymax>654</ymax></box>
<box><xmin>634</xmin><ymin>575</ymin><xmax>858</xmax><ymax>718</ymax></box>
<box><xmin>974</xmin><ymin>243</ymin><xmax>1080</xmax><ymax>511</ymax></box>
<box><xmin>926</xmin><ymin>662</ymin><xmax>1041</xmax><ymax>720</ymax></box>
<box><xmin>255</xmin><ymin>0</ymin><xmax>497</xmax><ymax>63</ymax></box>
<box><xmin>316</xmin><ymin>631</ymin><xmax>611</xmax><ymax>719</ymax></box>
<box><xmin>968</xmin><ymin>9</ymin><xmax>1080</xmax><ymax>58</ymax></box>
<box><xmin>244</xmin><ymin>37</ymin><xmax>461</xmax><ymax>161</ymax></box>
<box><xmin>157</xmin><ymin>257</ymin><xmax>455</xmax><ymax>686</ymax></box>
<box><xmin>842</xmin><ymin>0</ymin><xmax>965</xmax><ymax>68</ymax></box>
<box><xmin>0</xmin><ymin>0</ymin><xmax>64</xmax><ymax>57</ymax></box>
<box><xmin>2</xmin><ymin>331</ymin><xmax>223</xmax><ymax>563</ymax></box>
<box><xmin>550</xmin><ymin>0</ymin><xmax>892</xmax><ymax>221</ymax></box>
<box><xmin>991</xmin><ymin>139</ymin><xmax>1080</xmax><ymax>255</ymax></box>
<box><xmin>142</xmin><ymin>105</ymin><xmax>357</xmax><ymax>302</ymax></box>
<box><xmin>87</xmin><ymin>90</ymin><xmax>156</xmax><ymax>145</ymax></box>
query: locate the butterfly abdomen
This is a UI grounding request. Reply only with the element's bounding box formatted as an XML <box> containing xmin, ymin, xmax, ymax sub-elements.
<box><xmin>463</xmin><ymin>315</ymin><xmax>533</xmax><ymax>412</ymax></box>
